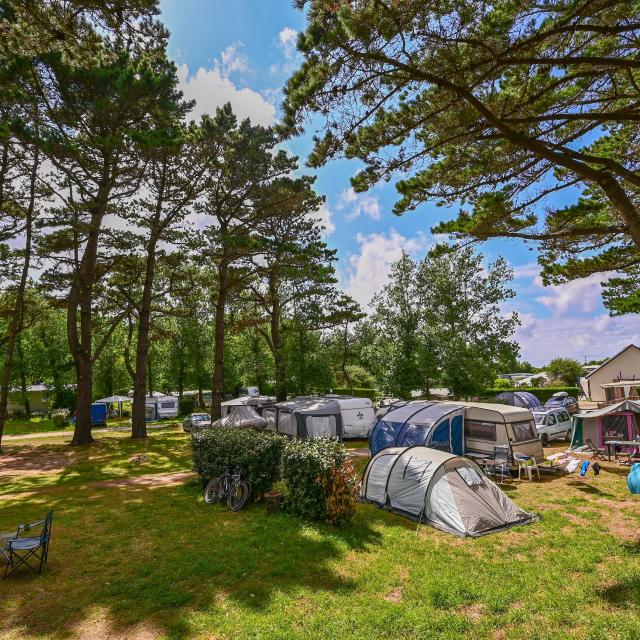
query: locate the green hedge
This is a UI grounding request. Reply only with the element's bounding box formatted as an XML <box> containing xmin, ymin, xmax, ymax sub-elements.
<box><xmin>329</xmin><ymin>388</ymin><xmax>379</xmax><ymax>401</ymax></box>
<box><xmin>280</xmin><ymin>438</ymin><xmax>358</xmax><ymax>526</ymax></box>
<box><xmin>179</xmin><ymin>397</ymin><xmax>196</xmax><ymax>415</ymax></box>
<box><xmin>50</xmin><ymin>408</ymin><xmax>70</xmax><ymax>428</ymax></box>
<box><xmin>191</xmin><ymin>428</ymin><xmax>285</xmax><ymax>496</ymax></box>
<box><xmin>486</xmin><ymin>387</ymin><xmax>580</xmax><ymax>404</ymax></box>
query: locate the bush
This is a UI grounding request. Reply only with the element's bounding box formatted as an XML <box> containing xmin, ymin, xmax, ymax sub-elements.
<box><xmin>180</xmin><ymin>397</ymin><xmax>196</xmax><ymax>415</ymax></box>
<box><xmin>280</xmin><ymin>438</ymin><xmax>358</xmax><ymax>526</ymax></box>
<box><xmin>50</xmin><ymin>408</ymin><xmax>70</xmax><ymax>428</ymax></box>
<box><xmin>191</xmin><ymin>428</ymin><xmax>284</xmax><ymax>496</ymax></box>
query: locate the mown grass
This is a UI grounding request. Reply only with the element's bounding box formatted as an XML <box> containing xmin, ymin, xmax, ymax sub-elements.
<box><xmin>0</xmin><ymin>431</ymin><xmax>639</xmax><ymax>640</ymax></box>
<box><xmin>3</xmin><ymin>416</ymin><xmax>181</xmax><ymax>436</ymax></box>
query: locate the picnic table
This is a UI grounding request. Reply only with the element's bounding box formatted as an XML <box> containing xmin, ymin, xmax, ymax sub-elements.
<box><xmin>605</xmin><ymin>440</ymin><xmax>640</xmax><ymax>462</ymax></box>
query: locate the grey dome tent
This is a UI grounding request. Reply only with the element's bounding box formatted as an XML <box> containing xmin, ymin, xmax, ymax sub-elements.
<box><xmin>369</xmin><ymin>401</ymin><xmax>465</xmax><ymax>457</ymax></box>
<box><xmin>360</xmin><ymin>446</ymin><xmax>536</xmax><ymax>537</ymax></box>
<box><xmin>495</xmin><ymin>391</ymin><xmax>541</xmax><ymax>410</ymax></box>
<box><xmin>212</xmin><ymin>405</ymin><xmax>267</xmax><ymax>430</ymax></box>
<box><xmin>264</xmin><ymin>397</ymin><xmax>342</xmax><ymax>439</ymax></box>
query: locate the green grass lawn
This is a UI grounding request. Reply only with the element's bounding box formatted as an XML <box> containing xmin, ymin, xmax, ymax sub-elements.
<box><xmin>0</xmin><ymin>432</ymin><xmax>639</xmax><ymax>640</ymax></box>
<box><xmin>3</xmin><ymin>416</ymin><xmax>180</xmax><ymax>436</ymax></box>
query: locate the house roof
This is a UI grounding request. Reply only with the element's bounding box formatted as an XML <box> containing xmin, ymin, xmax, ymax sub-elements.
<box><xmin>585</xmin><ymin>344</ymin><xmax>640</xmax><ymax>378</ymax></box>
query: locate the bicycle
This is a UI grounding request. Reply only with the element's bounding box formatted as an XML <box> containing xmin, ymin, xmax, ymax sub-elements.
<box><xmin>204</xmin><ymin>470</ymin><xmax>251</xmax><ymax>511</ymax></box>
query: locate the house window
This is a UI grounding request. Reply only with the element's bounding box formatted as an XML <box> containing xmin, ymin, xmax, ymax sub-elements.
<box><xmin>465</xmin><ymin>421</ymin><xmax>497</xmax><ymax>441</ymax></box>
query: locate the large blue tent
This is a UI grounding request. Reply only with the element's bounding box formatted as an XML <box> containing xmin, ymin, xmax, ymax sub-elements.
<box><xmin>369</xmin><ymin>401</ymin><xmax>465</xmax><ymax>457</ymax></box>
<box><xmin>494</xmin><ymin>391</ymin><xmax>541</xmax><ymax>410</ymax></box>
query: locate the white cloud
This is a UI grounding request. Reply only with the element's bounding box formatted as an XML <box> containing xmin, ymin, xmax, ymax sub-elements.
<box><xmin>338</xmin><ymin>187</ymin><xmax>382</xmax><ymax>221</ymax></box>
<box><xmin>342</xmin><ymin>228</ymin><xmax>428</xmax><ymax>309</ymax></box>
<box><xmin>177</xmin><ymin>46</ymin><xmax>276</xmax><ymax>127</ymax></box>
<box><xmin>534</xmin><ymin>273</ymin><xmax>605</xmax><ymax>315</ymax></box>
<box><xmin>311</xmin><ymin>203</ymin><xmax>335</xmax><ymax>237</ymax></box>
<box><xmin>278</xmin><ymin>27</ymin><xmax>298</xmax><ymax>60</ymax></box>
<box><xmin>510</xmin><ymin>270</ymin><xmax>640</xmax><ymax>365</ymax></box>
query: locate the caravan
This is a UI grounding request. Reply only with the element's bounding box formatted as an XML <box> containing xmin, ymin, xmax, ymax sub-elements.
<box><xmin>325</xmin><ymin>395</ymin><xmax>376</xmax><ymax>438</ymax></box>
<box><xmin>144</xmin><ymin>393</ymin><xmax>179</xmax><ymax>421</ymax></box>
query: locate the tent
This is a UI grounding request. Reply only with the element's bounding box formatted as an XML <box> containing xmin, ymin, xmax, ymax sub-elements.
<box><xmin>360</xmin><ymin>446</ymin><xmax>537</xmax><ymax>537</ymax></box>
<box><xmin>369</xmin><ymin>401</ymin><xmax>465</xmax><ymax>457</ymax></box>
<box><xmin>212</xmin><ymin>405</ymin><xmax>267</xmax><ymax>430</ymax></box>
<box><xmin>571</xmin><ymin>400</ymin><xmax>640</xmax><ymax>450</ymax></box>
<box><xmin>221</xmin><ymin>395</ymin><xmax>276</xmax><ymax>417</ymax></box>
<box><xmin>264</xmin><ymin>397</ymin><xmax>342</xmax><ymax>439</ymax></box>
<box><xmin>495</xmin><ymin>391</ymin><xmax>542</xmax><ymax>410</ymax></box>
<box><xmin>94</xmin><ymin>395</ymin><xmax>131</xmax><ymax>418</ymax></box>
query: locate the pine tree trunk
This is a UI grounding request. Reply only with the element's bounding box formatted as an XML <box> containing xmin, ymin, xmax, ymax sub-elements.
<box><xmin>131</xmin><ymin>237</ymin><xmax>158</xmax><ymax>439</ymax></box>
<box><xmin>269</xmin><ymin>276</ymin><xmax>287</xmax><ymax>402</ymax></box>
<box><xmin>211</xmin><ymin>260</ymin><xmax>228</xmax><ymax>420</ymax></box>
<box><xmin>0</xmin><ymin>148</ymin><xmax>38</xmax><ymax>453</ymax></box>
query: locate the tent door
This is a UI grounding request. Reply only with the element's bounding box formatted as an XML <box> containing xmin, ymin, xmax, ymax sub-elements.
<box><xmin>451</xmin><ymin>415</ymin><xmax>464</xmax><ymax>455</ymax></box>
<box><xmin>430</xmin><ymin>420</ymin><xmax>451</xmax><ymax>452</ymax></box>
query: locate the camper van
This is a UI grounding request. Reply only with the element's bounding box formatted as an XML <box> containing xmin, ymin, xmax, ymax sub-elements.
<box><xmin>325</xmin><ymin>395</ymin><xmax>376</xmax><ymax>438</ymax></box>
<box><xmin>144</xmin><ymin>394</ymin><xmax>179</xmax><ymax>421</ymax></box>
<box><xmin>458</xmin><ymin>401</ymin><xmax>544</xmax><ymax>463</ymax></box>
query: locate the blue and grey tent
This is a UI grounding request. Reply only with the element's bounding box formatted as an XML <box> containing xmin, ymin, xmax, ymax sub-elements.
<box><xmin>369</xmin><ymin>401</ymin><xmax>465</xmax><ymax>457</ymax></box>
<box><xmin>494</xmin><ymin>391</ymin><xmax>541</xmax><ymax>410</ymax></box>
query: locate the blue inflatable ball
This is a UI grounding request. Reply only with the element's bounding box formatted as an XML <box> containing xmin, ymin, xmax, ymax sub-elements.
<box><xmin>628</xmin><ymin>463</ymin><xmax>640</xmax><ymax>495</ymax></box>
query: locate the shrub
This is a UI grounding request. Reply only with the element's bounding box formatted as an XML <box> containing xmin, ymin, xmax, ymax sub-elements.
<box><xmin>180</xmin><ymin>397</ymin><xmax>196</xmax><ymax>416</ymax></box>
<box><xmin>191</xmin><ymin>428</ymin><xmax>284</xmax><ymax>496</ymax></box>
<box><xmin>50</xmin><ymin>408</ymin><xmax>70</xmax><ymax>428</ymax></box>
<box><xmin>280</xmin><ymin>438</ymin><xmax>358</xmax><ymax>526</ymax></box>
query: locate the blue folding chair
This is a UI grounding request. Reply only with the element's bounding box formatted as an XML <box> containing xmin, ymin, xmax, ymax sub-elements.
<box><xmin>2</xmin><ymin>511</ymin><xmax>53</xmax><ymax>579</ymax></box>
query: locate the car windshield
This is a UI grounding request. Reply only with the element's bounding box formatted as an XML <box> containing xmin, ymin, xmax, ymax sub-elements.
<box><xmin>533</xmin><ymin>414</ymin><xmax>545</xmax><ymax>425</ymax></box>
<box><xmin>193</xmin><ymin>414</ymin><xmax>209</xmax><ymax>421</ymax></box>
<box><xmin>545</xmin><ymin>398</ymin><xmax>562</xmax><ymax>406</ymax></box>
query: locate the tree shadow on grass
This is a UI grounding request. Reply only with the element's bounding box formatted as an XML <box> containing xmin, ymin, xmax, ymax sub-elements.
<box><xmin>565</xmin><ymin>481</ymin><xmax>614</xmax><ymax>497</ymax></box>
<box><xmin>597</xmin><ymin>574</ymin><xmax>640</xmax><ymax>609</ymax></box>
<box><xmin>0</xmin><ymin>479</ymin><xmax>384</xmax><ymax>640</ymax></box>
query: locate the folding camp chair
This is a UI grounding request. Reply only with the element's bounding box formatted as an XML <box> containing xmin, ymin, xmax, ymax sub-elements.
<box><xmin>482</xmin><ymin>445</ymin><xmax>512</xmax><ymax>483</ymax></box>
<box><xmin>585</xmin><ymin>439</ymin><xmax>607</xmax><ymax>461</ymax></box>
<box><xmin>2</xmin><ymin>511</ymin><xmax>53</xmax><ymax>579</ymax></box>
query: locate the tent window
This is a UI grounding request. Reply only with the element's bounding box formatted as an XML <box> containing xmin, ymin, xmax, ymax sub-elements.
<box><xmin>457</xmin><ymin>466</ymin><xmax>484</xmax><ymax>486</ymax></box>
<box><xmin>305</xmin><ymin>415</ymin><xmax>337</xmax><ymax>438</ymax></box>
<box><xmin>465</xmin><ymin>420</ymin><xmax>496</xmax><ymax>441</ymax></box>
<box><xmin>602</xmin><ymin>414</ymin><xmax>629</xmax><ymax>443</ymax></box>
<box><xmin>512</xmin><ymin>420</ymin><xmax>537</xmax><ymax>441</ymax></box>
<box><xmin>402</xmin><ymin>457</ymin><xmax>432</xmax><ymax>482</ymax></box>
<box><xmin>263</xmin><ymin>409</ymin><xmax>276</xmax><ymax>428</ymax></box>
<box><xmin>278</xmin><ymin>411</ymin><xmax>297</xmax><ymax>436</ymax></box>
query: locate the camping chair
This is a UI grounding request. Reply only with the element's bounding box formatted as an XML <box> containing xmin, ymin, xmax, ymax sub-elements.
<box><xmin>514</xmin><ymin>452</ymin><xmax>540</xmax><ymax>481</ymax></box>
<box><xmin>483</xmin><ymin>445</ymin><xmax>512</xmax><ymax>483</ymax></box>
<box><xmin>585</xmin><ymin>439</ymin><xmax>607</xmax><ymax>461</ymax></box>
<box><xmin>2</xmin><ymin>511</ymin><xmax>53</xmax><ymax>579</ymax></box>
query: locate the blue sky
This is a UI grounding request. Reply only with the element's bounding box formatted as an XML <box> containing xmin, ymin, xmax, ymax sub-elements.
<box><xmin>159</xmin><ymin>0</ymin><xmax>640</xmax><ymax>366</ymax></box>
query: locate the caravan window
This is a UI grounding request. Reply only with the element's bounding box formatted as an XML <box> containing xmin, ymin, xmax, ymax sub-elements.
<box><xmin>160</xmin><ymin>401</ymin><xmax>175</xmax><ymax>409</ymax></box>
<box><xmin>512</xmin><ymin>420</ymin><xmax>537</xmax><ymax>441</ymax></box>
<box><xmin>305</xmin><ymin>415</ymin><xmax>337</xmax><ymax>438</ymax></box>
<box><xmin>465</xmin><ymin>421</ymin><xmax>497</xmax><ymax>441</ymax></box>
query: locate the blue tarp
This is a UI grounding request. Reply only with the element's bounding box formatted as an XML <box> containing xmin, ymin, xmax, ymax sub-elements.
<box><xmin>369</xmin><ymin>401</ymin><xmax>465</xmax><ymax>456</ymax></box>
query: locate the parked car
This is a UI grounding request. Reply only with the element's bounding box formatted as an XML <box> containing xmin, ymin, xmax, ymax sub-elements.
<box><xmin>532</xmin><ymin>407</ymin><xmax>573</xmax><ymax>446</ymax></box>
<box><xmin>544</xmin><ymin>391</ymin><xmax>579</xmax><ymax>414</ymax></box>
<box><xmin>183</xmin><ymin>412</ymin><xmax>212</xmax><ymax>433</ymax></box>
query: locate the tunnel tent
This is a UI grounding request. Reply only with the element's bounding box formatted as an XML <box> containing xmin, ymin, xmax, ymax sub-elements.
<box><xmin>369</xmin><ymin>401</ymin><xmax>465</xmax><ymax>457</ymax></box>
<box><xmin>495</xmin><ymin>391</ymin><xmax>542</xmax><ymax>410</ymax></box>
<box><xmin>360</xmin><ymin>446</ymin><xmax>537</xmax><ymax>537</ymax></box>
<box><xmin>571</xmin><ymin>399</ymin><xmax>640</xmax><ymax>451</ymax></box>
<box><xmin>212</xmin><ymin>405</ymin><xmax>267</xmax><ymax>430</ymax></box>
<box><xmin>267</xmin><ymin>397</ymin><xmax>343</xmax><ymax>439</ymax></box>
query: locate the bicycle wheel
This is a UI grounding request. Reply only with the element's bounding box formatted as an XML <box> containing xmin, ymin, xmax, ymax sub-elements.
<box><xmin>204</xmin><ymin>477</ymin><xmax>225</xmax><ymax>504</ymax></box>
<box><xmin>227</xmin><ymin>479</ymin><xmax>250</xmax><ymax>511</ymax></box>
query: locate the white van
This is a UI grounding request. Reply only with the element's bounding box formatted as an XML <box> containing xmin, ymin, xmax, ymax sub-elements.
<box><xmin>326</xmin><ymin>395</ymin><xmax>376</xmax><ymax>439</ymax></box>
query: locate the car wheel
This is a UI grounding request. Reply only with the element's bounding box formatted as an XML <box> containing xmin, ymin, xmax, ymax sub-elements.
<box><xmin>540</xmin><ymin>432</ymin><xmax>549</xmax><ymax>447</ymax></box>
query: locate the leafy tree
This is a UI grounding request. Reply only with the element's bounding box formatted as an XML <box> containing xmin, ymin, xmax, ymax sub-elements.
<box><xmin>546</xmin><ymin>357</ymin><xmax>583</xmax><ymax>386</ymax></box>
<box><xmin>283</xmin><ymin>1</ymin><xmax>640</xmax><ymax>308</ymax></box>
<box><xmin>417</xmin><ymin>247</ymin><xmax>520</xmax><ymax>397</ymax></box>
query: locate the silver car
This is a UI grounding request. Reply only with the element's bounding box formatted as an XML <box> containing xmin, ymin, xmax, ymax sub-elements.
<box><xmin>532</xmin><ymin>408</ymin><xmax>572</xmax><ymax>446</ymax></box>
<box><xmin>183</xmin><ymin>412</ymin><xmax>212</xmax><ymax>433</ymax></box>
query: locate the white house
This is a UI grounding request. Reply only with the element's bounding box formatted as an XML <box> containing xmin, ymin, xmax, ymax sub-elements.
<box><xmin>581</xmin><ymin>344</ymin><xmax>640</xmax><ymax>403</ymax></box>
